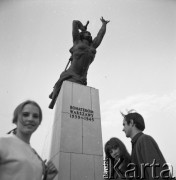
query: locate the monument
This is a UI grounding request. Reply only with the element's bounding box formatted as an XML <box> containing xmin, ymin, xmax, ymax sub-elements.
<box><xmin>49</xmin><ymin>81</ymin><xmax>104</xmax><ymax>180</ymax></box>
<box><xmin>48</xmin><ymin>17</ymin><xmax>110</xmax><ymax>180</ymax></box>
<box><xmin>49</xmin><ymin>17</ymin><xmax>110</xmax><ymax>109</ymax></box>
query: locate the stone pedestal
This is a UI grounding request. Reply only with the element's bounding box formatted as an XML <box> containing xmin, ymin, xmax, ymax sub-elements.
<box><xmin>49</xmin><ymin>81</ymin><xmax>104</xmax><ymax>180</ymax></box>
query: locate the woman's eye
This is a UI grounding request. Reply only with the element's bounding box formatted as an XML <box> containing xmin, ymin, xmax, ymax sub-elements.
<box><xmin>22</xmin><ymin>113</ymin><xmax>29</xmax><ymax>117</ymax></box>
<box><xmin>33</xmin><ymin>114</ymin><xmax>39</xmax><ymax>118</ymax></box>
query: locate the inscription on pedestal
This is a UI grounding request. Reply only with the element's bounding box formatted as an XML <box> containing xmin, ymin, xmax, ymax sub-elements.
<box><xmin>70</xmin><ymin>105</ymin><xmax>94</xmax><ymax>121</ymax></box>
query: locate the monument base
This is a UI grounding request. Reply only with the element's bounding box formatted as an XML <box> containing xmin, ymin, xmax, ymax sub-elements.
<box><xmin>49</xmin><ymin>81</ymin><xmax>104</xmax><ymax>180</ymax></box>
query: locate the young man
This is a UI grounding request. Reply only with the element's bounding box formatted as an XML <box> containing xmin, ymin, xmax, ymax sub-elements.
<box><xmin>121</xmin><ymin>110</ymin><xmax>171</xmax><ymax>179</ymax></box>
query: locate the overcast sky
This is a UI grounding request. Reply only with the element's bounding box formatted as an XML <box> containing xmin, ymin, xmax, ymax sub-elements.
<box><xmin>0</xmin><ymin>0</ymin><xmax>176</xmax><ymax>176</ymax></box>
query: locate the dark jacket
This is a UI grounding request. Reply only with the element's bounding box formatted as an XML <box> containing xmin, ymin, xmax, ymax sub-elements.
<box><xmin>131</xmin><ymin>132</ymin><xmax>170</xmax><ymax>179</ymax></box>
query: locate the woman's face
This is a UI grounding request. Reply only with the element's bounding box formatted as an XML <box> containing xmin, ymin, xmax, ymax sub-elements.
<box><xmin>109</xmin><ymin>147</ymin><xmax>121</xmax><ymax>160</ymax></box>
<box><xmin>16</xmin><ymin>103</ymin><xmax>40</xmax><ymax>135</ymax></box>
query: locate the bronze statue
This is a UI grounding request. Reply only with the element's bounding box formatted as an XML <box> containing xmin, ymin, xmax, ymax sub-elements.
<box><xmin>49</xmin><ymin>17</ymin><xmax>110</xmax><ymax>109</ymax></box>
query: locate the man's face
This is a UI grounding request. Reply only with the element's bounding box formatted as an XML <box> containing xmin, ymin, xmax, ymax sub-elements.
<box><xmin>122</xmin><ymin>119</ymin><xmax>132</xmax><ymax>138</ymax></box>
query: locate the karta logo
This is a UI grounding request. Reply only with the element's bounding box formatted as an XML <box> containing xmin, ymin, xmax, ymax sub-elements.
<box><xmin>103</xmin><ymin>158</ymin><xmax>175</xmax><ymax>179</ymax></box>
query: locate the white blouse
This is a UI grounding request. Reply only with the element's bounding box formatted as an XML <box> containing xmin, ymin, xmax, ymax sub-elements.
<box><xmin>0</xmin><ymin>135</ymin><xmax>43</xmax><ymax>180</ymax></box>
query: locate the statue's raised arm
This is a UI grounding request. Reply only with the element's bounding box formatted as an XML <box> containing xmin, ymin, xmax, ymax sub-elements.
<box><xmin>92</xmin><ymin>17</ymin><xmax>110</xmax><ymax>49</ymax></box>
<box><xmin>72</xmin><ymin>20</ymin><xmax>89</xmax><ymax>43</ymax></box>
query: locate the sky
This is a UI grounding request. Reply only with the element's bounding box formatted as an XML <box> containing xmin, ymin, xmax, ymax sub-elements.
<box><xmin>0</xmin><ymin>0</ymin><xmax>176</xmax><ymax>176</ymax></box>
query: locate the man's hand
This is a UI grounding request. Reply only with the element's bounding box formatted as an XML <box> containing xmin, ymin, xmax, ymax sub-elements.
<box><xmin>100</xmin><ymin>17</ymin><xmax>110</xmax><ymax>24</ymax></box>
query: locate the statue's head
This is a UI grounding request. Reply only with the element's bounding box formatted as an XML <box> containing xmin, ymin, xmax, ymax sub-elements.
<box><xmin>80</xmin><ymin>31</ymin><xmax>92</xmax><ymax>43</ymax></box>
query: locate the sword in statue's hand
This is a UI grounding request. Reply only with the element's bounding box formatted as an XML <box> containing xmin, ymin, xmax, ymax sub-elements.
<box><xmin>84</xmin><ymin>21</ymin><xmax>89</xmax><ymax>31</ymax></box>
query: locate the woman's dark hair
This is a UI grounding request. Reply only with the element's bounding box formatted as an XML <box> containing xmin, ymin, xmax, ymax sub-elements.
<box><xmin>104</xmin><ymin>137</ymin><xmax>131</xmax><ymax>178</ymax></box>
<box><xmin>121</xmin><ymin>110</ymin><xmax>145</xmax><ymax>131</ymax></box>
<box><xmin>105</xmin><ymin>137</ymin><xmax>130</xmax><ymax>161</ymax></box>
<box><xmin>12</xmin><ymin>100</ymin><xmax>42</xmax><ymax>124</ymax></box>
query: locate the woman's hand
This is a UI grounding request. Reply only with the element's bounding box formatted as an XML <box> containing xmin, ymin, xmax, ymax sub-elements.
<box><xmin>45</xmin><ymin>160</ymin><xmax>58</xmax><ymax>180</ymax></box>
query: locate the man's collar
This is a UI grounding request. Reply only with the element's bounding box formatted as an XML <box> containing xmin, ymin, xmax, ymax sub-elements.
<box><xmin>131</xmin><ymin>132</ymin><xmax>143</xmax><ymax>145</ymax></box>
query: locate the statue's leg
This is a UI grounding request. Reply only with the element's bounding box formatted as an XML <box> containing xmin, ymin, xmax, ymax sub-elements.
<box><xmin>48</xmin><ymin>81</ymin><xmax>62</xmax><ymax>109</ymax></box>
<box><xmin>49</xmin><ymin>71</ymin><xmax>72</xmax><ymax>109</ymax></box>
<box><xmin>49</xmin><ymin>92</ymin><xmax>53</xmax><ymax>99</ymax></box>
<box><xmin>49</xmin><ymin>95</ymin><xmax>58</xmax><ymax>109</ymax></box>
<box><xmin>48</xmin><ymin>96</ymin><xmax>57</xmax><ymax>109</ymax></box>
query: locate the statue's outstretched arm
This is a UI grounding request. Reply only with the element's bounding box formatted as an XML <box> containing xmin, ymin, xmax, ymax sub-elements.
<box><xmin>72</xmin><ymin>20</ymin><xmax>86</xmax><ymax>42</ymax></box>
<box><xmin>92</xmin><ymin>17</ymin><xmax>110</xmax><ymax>49</ymax></box>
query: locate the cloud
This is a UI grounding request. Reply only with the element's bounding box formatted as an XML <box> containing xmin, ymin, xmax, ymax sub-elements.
<box><xmin>101</xmin><ymin>91</ymin><xmax>176</xmax><ymax>123</ymax></box>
